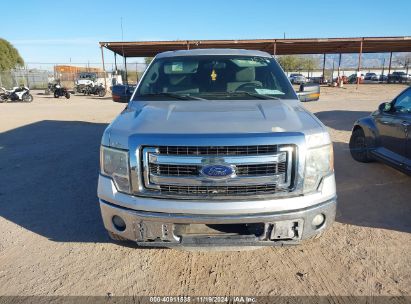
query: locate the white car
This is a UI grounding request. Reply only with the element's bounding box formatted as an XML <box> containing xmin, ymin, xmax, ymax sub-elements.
<box><xmin>289</xmin><ymin>73</ymin><xmax>307</xmax><ymax>84</ymax></box>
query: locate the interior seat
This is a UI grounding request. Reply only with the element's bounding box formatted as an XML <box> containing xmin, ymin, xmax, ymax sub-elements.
<box><xmin>227</xmin><ymin>67</ymin><xmax>262</xmax><ymax>92</ymax></box>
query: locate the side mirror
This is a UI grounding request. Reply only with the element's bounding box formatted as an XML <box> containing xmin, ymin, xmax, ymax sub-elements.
<box><xmin>297</xmin><ymin>83</ymin><xmax>320</xmax><ymax>102</ymax></box>
<box><xmin>378</xmin><ymin>102</ymin><xmax>392</xmax><ymax>112</ymax></box>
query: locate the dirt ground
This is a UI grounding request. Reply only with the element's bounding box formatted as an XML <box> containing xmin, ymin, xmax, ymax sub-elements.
<box><xmin>0</xmin><ymin>84</ymin><xmax>410</xmax><ymax>298</ymax></box>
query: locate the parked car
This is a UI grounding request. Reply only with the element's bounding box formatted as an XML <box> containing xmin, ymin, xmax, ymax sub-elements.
<box><xmin>364</xmin><ymin>72</ymin><xmax>379</xmax><ymax>81</ymax></box>
<box><xmin>387</xmin><ymin>71</ymin><xmax>409</xmax><ymax>83</ymax></box>
<box><xmin>308</xmin><ymin>76</ymin><xmax>322</xmax><ymax>84</ymax></box>
<box><xmin>379</xmin><ymin>74</ymin><xmax>388</xmax><ymax>82</ymax></box>
<box><xmin>349</xmin><ymin>86</ymin><xmax>411</xmax><ymax>174</ymax></box>
<box><xmin>111</xmin><ymin>84</ymin><xmax>136</xmax><ymax>103</ymax></box>
<box><xmin>348</xmin><ymin>74</ymin><xmax>364</xmax><ymax>84</ymax></box>
<box><xmin>98</xmin><ymin>49</ymin><xmax>336</xmax><ymax>248</ymax></box>
<box><xmin>289</xmin><ymin>73</ymin><xmax>306</xmax><ymax>84</ymax></box>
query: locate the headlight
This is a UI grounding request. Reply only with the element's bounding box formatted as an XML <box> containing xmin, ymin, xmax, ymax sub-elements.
<box><xmin>304</xmin><ymin>144</ymin><xmax>334</xmax><ymax>193</ymax></box>
<box><xmin>100</xmin><ymin>146</ymin><xmax>131</xmax><ymax>193</ymax></box>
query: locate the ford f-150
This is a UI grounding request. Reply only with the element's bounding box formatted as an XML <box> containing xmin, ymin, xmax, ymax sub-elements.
<box><xmin>97</xmin><ymin>49</ymin><xmax>336</xmax><ymax>248</ymax></box>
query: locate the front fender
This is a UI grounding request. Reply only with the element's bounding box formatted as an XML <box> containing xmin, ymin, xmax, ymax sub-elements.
<box><xmin>353</xmin><ymin>115</ymin><xmax>379</xmax><ymax>148</ymax></box>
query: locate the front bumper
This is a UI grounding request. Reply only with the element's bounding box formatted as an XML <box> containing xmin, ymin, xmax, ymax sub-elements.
<box><xmin>99</xmin><ymin>198</ymin><xmax>336</xmax><ymax>247</ymax></box>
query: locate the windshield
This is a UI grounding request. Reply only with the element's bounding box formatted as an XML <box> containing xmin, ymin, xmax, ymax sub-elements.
<box><xmin>133</xmin><ymin>55</ymin><xmax>297</xmax><ymax>100</ymax></box>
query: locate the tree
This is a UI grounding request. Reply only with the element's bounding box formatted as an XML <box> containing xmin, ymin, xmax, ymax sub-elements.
<box><xmin>277</xmin><ymin>55</ymin><xmax>301</xmax><ymax>72</ymax></box>
<box><xmin>0</xmin><ymin>38</ymin><xmax>24</xmax><ymax>70</ymax></box>
<box><xmin>144</xmin><ymin>57</ymin><xmax>153</xmax><ymax>66</ymax></box>
<box><xmin>394</xmin><ymin>54</ymin><xmax>411</xmax><ymax>74</ymax></box>
<box><xmin>277</xmin><ymin>55</ymin><xmax>318</xmax><ymax>74</ymax></box>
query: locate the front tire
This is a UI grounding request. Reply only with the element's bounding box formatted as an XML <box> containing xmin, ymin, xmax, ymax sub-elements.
<box><xmin>349</xmin><ymin>128</ymin><xmax>373</xmax><ymax>162</ymax></box>
<box><xmin>65</xmin><ymin>92</ymin><xmax>71</xmax><ymax>99</ymax></box>
<box><xmin>54</xmin><ymin>92</ymin><xmax>59</xmax><ymax>98</ymax></box>
<box><xmin>98</xmin><ymin>89</ymin><xmax>106</xmax><ymax>97</ymax></box>
<box><xmin>23</xmin><ymin>93</ymin><xmax>33</xmax><ymax>103</ymax></box>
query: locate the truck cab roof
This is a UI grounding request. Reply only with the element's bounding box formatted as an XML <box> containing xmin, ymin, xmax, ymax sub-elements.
<box><xmin>156</xmin><ymin>48</ymin><xmax>272</xmax><ymax>59</ymax></box>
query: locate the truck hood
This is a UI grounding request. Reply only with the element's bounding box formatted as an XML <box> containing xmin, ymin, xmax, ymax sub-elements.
<box><xmin>104</xmin><ymin>99</ymin><xmax>325</xmax><ymax>147</ymax></box>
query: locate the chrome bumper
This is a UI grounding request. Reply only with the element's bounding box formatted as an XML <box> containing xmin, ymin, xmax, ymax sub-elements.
<box><xmin>99</xmin><ymin>198</ymin><xmax>336</xmax><ymax>247</ymax></box>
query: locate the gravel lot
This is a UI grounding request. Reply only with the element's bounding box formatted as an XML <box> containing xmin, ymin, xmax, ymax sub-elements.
<box><xmin>0</xmin><ymin>84</ymin><xmax>410</xmax><ymax>297</ymax></box>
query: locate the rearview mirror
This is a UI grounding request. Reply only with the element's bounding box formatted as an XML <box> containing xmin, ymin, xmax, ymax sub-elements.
<box><xmin>378</xmin><ymin>102</ymin><xmax>391</xmax><ymax>112</ymax></box>
<box><xmin>297</xmin><ymin>83</ymin><xmax>320</xmax><ymax>102</ymax></box>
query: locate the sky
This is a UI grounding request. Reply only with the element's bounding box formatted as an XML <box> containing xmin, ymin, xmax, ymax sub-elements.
<box><xmin>1</xmin><ymin>0</ymin><xmax>410</xmax><ymax>68</ymax></box>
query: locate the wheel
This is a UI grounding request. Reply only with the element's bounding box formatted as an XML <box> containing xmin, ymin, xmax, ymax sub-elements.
<box><xmin>98</xmin><ymin>89</ymin><xmax>106</xmax><ymax>97</ymax></box>
<box><xmin>349</xmin><ymin>128</ymin><xmax>373</xmax><ymax>162</ymax></box>
<box><xmin>22</xmin><ymin>93</ymin><xmax>33</xmax><ymax>103</ymax></box>
<box><xmin>107</xmin><ymin>231</ymin><xmax>127</xmax><ymax>241</ymax></box>
<box><xmin>54</xmin><ymin>92</ymin><xmax>59</xmax><ymax>98</ymax></box>
<box><xmin>65</xmin><ymin>92</ymin><xmax>71</xmax><ymax>99</ymax></box>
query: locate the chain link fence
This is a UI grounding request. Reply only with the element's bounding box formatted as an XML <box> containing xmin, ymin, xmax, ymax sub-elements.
<box><xmin>0</xmin><ymin>62</ymin><xmax>149</xmax><ymax>91</ymax></box>
<box><xmin>0</xmin><ymin>69</ymin><xmax>50</xmax><ymax>89</ymax></box>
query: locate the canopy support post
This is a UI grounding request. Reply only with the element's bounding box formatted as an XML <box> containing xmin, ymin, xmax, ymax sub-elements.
<box><xmin>100</xmin><ymin>46</ymin><xmax>107</xmax><ymax>89</ymax></box>
<box><xmin>356</xmin><ymin>39</ymin><xmax>363</xmax><ymax>89</ymax></box>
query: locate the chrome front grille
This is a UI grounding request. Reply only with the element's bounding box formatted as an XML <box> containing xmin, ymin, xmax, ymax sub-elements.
<box><xmin>149</xmin><ymin>164</ymin><xmax>199</xmax><ymax>176</ymax></box>
<box><xmin>142</xmin><ymin>145</ymin><xmax>295</xmax><ymax>199</ymax></box>
<box><xmin>158</xmin><ymin>145</ymin><xmax>278</xmax><ymax>156</ymax></box>
<box><xmin>159</xmin><ymin>184</ymin><xmax>279</xmax><ymax>196</ymax></box>
<box><xmin>149</xmin><ymin>163</ymin><xmax>286</xmax><ymax>177</ymax></box>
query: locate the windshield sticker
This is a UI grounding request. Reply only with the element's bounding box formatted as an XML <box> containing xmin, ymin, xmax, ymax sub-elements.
<box><xmin>255</xmin><ymin>89</ymin><xmax>285</xmax><ymax>95</ymax></box>
<box><xmin>171</xmin><ymin>62</ymin><xmax>183</xmax><ymax>72</ymax></box>
<box><xmin>211</xmin><ymin>69</ymin><xmax>217</xmax><ymax>81</ymax></box>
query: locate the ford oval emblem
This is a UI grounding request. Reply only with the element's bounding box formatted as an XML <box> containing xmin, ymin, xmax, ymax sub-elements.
<box><xmin>201</xmin><ymin>165</ymin><xmax>234</xmax><ymax>179</ymax></box>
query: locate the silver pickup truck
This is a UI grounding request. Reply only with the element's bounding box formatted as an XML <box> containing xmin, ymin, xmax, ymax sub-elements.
<box><xmin>98</xmin><ymin>49</ymin><xmax>336</xmax><ymax>248</ymax></box>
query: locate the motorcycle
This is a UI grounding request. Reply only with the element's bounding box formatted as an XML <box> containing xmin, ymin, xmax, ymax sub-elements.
<box><xmin>84</xmin><ymin>83</ymin><xmax>106</xmax><ymax>97</ymax></box>
<box><xmin>44</xmin><ymin>82</ymin><xmax>56</xmax><ymax>95</ymax></box>
<box><xmin>0</xmin><ymin>86</ymin><xmax>33</xmax><ymax>103</ymax></box>
<box><xmin>53</xmin><ymin>84</ymin><xmax>70</xmax><ymax>99</ymax></box>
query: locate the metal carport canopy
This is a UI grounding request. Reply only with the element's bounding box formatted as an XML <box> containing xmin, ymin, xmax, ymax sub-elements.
<box><xmin>99</xmin><ymin>36</ymin><xmax>411</xmax><ymax>57</ymax></box>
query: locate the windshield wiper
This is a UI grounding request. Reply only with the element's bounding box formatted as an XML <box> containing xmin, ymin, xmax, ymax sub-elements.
<box><xmin>233</xmin><ymin>91</ymin><xmax>280</xmax><ymax>100</ymax></box>
<box><xmin>140</xmin><ymin>92</ymin><xmax>205</xmax><ymax>100</ymax></box>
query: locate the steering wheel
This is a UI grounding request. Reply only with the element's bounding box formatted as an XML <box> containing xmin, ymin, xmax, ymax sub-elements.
<box><xmin>235</xmin><ymin>82</ymin><xmax>262</xmax><ymax>93</ymax></box>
